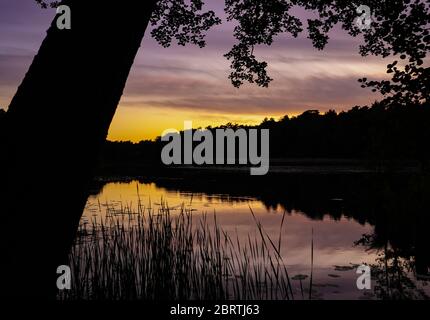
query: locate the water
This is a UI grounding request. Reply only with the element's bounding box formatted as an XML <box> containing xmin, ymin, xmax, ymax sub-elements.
<box><xmin>80</xmin><ymin>177</ymin><xmax>430</xmax><ymax>300</ymax></box>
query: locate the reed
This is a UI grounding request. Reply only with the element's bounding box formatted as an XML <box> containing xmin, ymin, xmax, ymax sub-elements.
<box><xmin>59</xmin><ymin>200</ymin><xmax>294</xmax><ymax>300</ymax></box>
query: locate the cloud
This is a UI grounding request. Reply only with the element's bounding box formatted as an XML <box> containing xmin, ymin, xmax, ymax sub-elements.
<box><xmin>120</xmin><ymin>23</ymin><xmax>388</xmax><ymax>117</ymax></box>
<box><xmin>120</xmin><ymin>72</ymin><xmax>382</xmax><ymax>116</ymax></box>
<box><xmin>121</xmin><ymin>35</ymin><xmax>387</xmax><ymax>115</ymax></box>
<box><xmin>0</xmin><ymin>53</ymin><xmax>36</xmax><ymax>108</ymax></box>
<box><xmin>0</xmin><ymin>54</ymin><xmax>34</xmax><ymax>84</ymax></box>
<box><xmin>0</xmin><ymin>0</ymin><xmax>389</xmax><ymax>121</ymax></box>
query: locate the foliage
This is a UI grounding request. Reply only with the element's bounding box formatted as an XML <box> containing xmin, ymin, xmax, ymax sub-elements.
<box><xmin>355</xmin><ymin>235</ymin><xmax>430</xmax><ymax>300</ymax></box>
<box><xmin>35</xmin><ymin>0</ymin><xmax>429</xmax><ymax>106</ymax></box>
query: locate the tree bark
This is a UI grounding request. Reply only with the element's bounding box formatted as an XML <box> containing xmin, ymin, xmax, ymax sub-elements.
<box><xmin>1</xmin><ymin>0</ymin><xmax>157</xmax><ymax>297</ymax></box>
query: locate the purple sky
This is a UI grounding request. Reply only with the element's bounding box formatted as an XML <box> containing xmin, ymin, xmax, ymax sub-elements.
<box><xmin>0</xmin><ymin>0</ymin><xmax>389</xmax><ymax>141</ymax></box>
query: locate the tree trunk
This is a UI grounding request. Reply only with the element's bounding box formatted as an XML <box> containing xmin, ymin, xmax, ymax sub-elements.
<box><xmin>0</xmin><ymin>0</ymin><xmax>157</xmax><ymax>297</ymax></box>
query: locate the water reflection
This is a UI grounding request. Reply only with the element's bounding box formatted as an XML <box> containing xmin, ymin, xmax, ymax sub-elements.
<box><xmin>81</xmin><ymin>174</ymin><xmax>430</xmax><ymax>299</ymax></box>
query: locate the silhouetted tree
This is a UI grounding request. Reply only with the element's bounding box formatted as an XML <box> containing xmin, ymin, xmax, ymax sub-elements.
<box><xmin>1</xmin><ymin>0</ymin><xmax>428</xmax><ymax>297</ymax></box>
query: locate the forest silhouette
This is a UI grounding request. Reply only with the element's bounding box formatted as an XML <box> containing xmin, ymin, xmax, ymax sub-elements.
<box><xmin>99</xmin><ymin>101</ymin><xmax>430</xmax><ymax>173</ymax></box>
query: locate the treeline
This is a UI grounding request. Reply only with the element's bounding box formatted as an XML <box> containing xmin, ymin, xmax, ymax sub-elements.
<box><xmin>262</xmin><ymin>102</ymin><xmax>430</xmax><ymax>161</ymax></box>
<box><xmin>2</xmin><ymin>103</ymin><xmax>430</xmax><ymax>169</ymax></box>
<box><xmin>101</xmin><ymin>102</ymin><xmax>430</xmax><ymax>167</ymax></box>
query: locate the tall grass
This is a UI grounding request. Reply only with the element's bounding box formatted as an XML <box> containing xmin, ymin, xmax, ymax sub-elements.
<box><xmin>59</xmin><ymin>200</ymin><xmax>295</xmax><ymax>300</ymax></box>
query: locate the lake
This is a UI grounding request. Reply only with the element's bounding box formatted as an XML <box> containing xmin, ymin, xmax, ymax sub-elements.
<box><xmin>79</xmin><ymin>174</ymin><xmax>430</xmax><ymax>300</ymax></box>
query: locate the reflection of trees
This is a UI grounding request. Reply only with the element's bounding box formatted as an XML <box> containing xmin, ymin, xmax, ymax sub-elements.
<box><xmin>347</xmin><ymin>173</ymin><xmax>430</xmax><ymax>300</ymax></box>
<box><xmin>115</xmin><ymin>172</ymin><xmax>430</xmax><ymax>288</ymax></box>
<box><xmin>356</xmin><ymin>234</ymin><xmax>429</xmax><ymax>300</ymax></box>
<box><xmin>91</xmin><ymin>171</ymin><xmax>430</xmax><ymax>300</ymax></box>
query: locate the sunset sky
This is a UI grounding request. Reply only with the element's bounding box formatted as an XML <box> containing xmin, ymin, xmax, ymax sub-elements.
<box><xmin>0</xmin><ymin>0</ymin><xmax>388</xmax><ymax>142</ymax></box>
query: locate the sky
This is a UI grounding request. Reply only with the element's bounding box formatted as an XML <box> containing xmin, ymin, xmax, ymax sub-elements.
<box><xmin>0</xmin><ymin>0</ymin><xmax>389</xmax><ymax>141</ymax></box>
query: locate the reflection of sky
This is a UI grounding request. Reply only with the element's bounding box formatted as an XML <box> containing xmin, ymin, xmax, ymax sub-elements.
<box><xmin>85</xmin><ymin>180</ymin><xmax>378</xmax><ymax>299</ymax></box>
<box><xmin>0</xmin><ymin>1</ymin><xmax>389</xmax><ymax>141</ymax></box>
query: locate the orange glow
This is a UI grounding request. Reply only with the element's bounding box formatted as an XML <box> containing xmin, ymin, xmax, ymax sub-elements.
<box><xmin>107</xmin><ymin>105</ymin><xmax>293</xmax><ymax>142</ymax></box>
